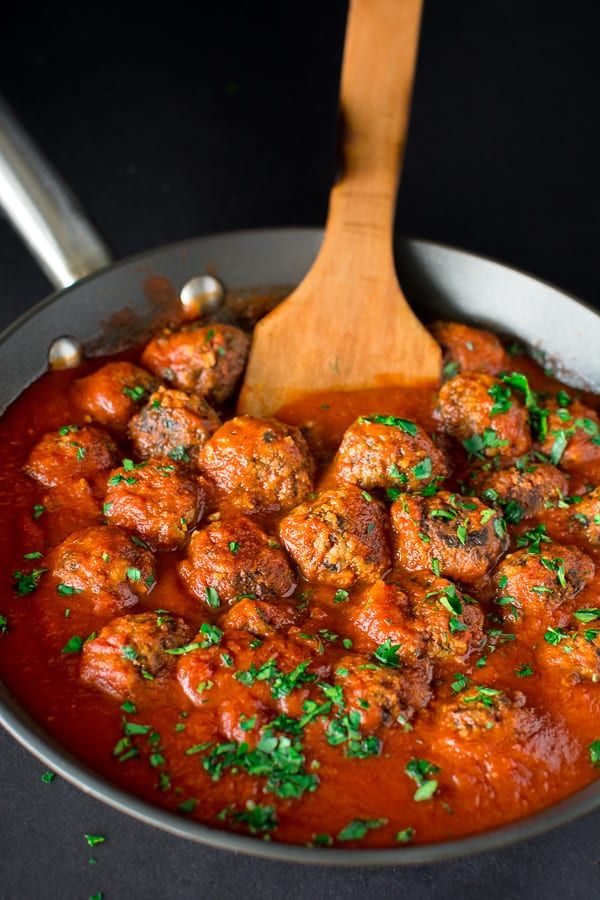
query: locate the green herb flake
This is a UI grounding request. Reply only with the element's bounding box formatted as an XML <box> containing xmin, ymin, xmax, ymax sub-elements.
<box><xmin>337</xmin><ymin>817</ymin><xmax>387</xmax><ymax>842</ymax></box>
<box><xmin>589</xmin><ymin>740</ymin><xmax>600</xmax><ymax>767</ymax></box>
<box><xmin>41</xmin><ymin>771</ymin><xmax>55</xmax><ymax>783</ymax></box>
<box><xmin>84</xmin><ymin>834</ymin><xmax>106</xmax><ymax>848</ymax></box>
<box><xmin>32</xmin><ymin>504</ymin><xmax>46</xmax><ymax>519</ymax></box>
<box><xmin>61</xmin><ymin>635</ymin><xmax>84</xmax><ymax>654</ymax></box>
<box><xmin>396</xmin><ymin>826</ymin><xmax>415</xmax><ymax>843</ymax></box>
<box><xmin>359</xmin><ymin>415</ymin><xmax>418</xmax><ymax>435</ymax></box>
<box><xmin>205</xmin><ymin>586</ymin><xmax>221</xmax><ymax>608</ymax></box>
<box><xmin>334</xmin><ymin>589</ymin><xmax>349</xmax><ymax>604</ymax></box>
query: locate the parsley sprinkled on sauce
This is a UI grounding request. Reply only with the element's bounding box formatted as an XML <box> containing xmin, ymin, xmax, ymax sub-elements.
<box><xmin>589</xmin><ymin>741</ymin><xmax>600</xmax><ymax>767</ymax></box>
<box><xmin>61</xmin><ymin>635</ymin><xmax>84</xmax><ymax>654</ymax></box>
<box><xmin>57</xmin><ymin>583</ymin><xmax>81</xmax><ymax>596</ymax></box>
<box><xmin>233</xmin><ymin>802</ymin><xmax>278</xmax><ymax>834</ymax></box>
<box><xmin>0</xmin><ymin>614</ymin><xmax>8</xmax><ymax>634</ymax></box>
<box><xmin>516</xmin><ymin>664</ymin><xmax>534</xmax><ymax>677</ymax></box>
<box><xmin>126</xmin><ymin>567</ymin><xmax>142</xmax><ymax>582</ymax></box>
<box><xmin>178</xmin><ymin>798</ymin><xmax>197</xmax><ymax>814</ymax></box>
<box><xmin>337</xmin><ymin>817</ymin><xmax>387</xmax><ymax>841</ymax></box>
<box><xmin>32</xmin><ymin>504</ymin><xmax>45</xmax><ymax>519</ymax></box>
<box><xmin>488</xmin><ymin>383</ymin><xmax>512</xmax><ymax>416</ymax></box>
<box><xmin>413</xmin><ymin>457</ymin><xmax>433</xmax><ymax>480</ymax></box>
<box><xmin>12</xmin><ymin>568</ymin><xmax>47</xmax><ymax>595</ymax></box>
<box><xmin>405</xmin><ymin>758</ymin><xmax>440</xmax><ymax>801</ymax></box>
<box><xmin>574</xmin><ymin>608</ymin><xmax>600</xmax><ymax>623</ymax></box>
<box><xmin>396</xmin><ymin>826</ymin><xmax>415</xmax><ymax>843</ymax></box>
<box><xmin>228</xmin><ymin>541</ymin><xmax>240</xmax><ymax>554</ymax></box>
<box><xmin>463</xmin><ymin>428</ymin><xmax>509</xmax><ymax>457</ymax></box>
<box><xmin>334</xmin><ymin>589</ymin><xmax>349</xmax><ymax>604</ymax></box>
<box><xmin>23</xmin><ymin>551</ymin><xmax>43</xmax><ymax>560</ymax></box>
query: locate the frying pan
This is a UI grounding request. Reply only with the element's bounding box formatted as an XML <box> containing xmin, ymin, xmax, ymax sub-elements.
<box><xmin>1</xmin><ymin>99</ymin><xmax>600</xmax><ymax>866</ymax></box>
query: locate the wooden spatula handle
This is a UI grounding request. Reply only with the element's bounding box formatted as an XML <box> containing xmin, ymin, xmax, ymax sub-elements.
<box><xmin>325</xmin><ymin>0</ymin><xmax>424</xmax><ymax>261</ymax></box>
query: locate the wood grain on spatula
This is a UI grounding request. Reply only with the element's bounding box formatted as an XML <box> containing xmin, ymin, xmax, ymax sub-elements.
<box><xmin>238</xmin><ymin>0</ymin><xmax>440</xmax><ymax>418</ymax></box>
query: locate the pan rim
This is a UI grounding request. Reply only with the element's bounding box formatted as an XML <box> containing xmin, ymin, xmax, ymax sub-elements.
<box><xmin>1</xmin><ymin>225</ymin><xmax>599</xmax><ymax>866</ymax></box>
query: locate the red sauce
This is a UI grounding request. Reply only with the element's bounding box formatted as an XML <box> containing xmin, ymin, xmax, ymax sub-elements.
<box><xmin>0</xmin><ymin>350</ymin><xmax>599</xmax><ymax>850</ymax></box>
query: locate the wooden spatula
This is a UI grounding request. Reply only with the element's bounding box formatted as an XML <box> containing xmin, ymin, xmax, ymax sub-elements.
<box><xmin>238</xmin><ymin>0</ymin><xmax>441</xmax><ymax>417</ymax></box>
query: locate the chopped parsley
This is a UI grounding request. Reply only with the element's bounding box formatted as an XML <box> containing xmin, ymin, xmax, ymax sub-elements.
<box><xmin>405</xmin><ymin>758</ymin><xmax>440</xmax><ymax>801</ymax></box>
<box><xmin>395</xmin><ymin>826</ymin><xmax>415</xmax><ymax>843</ymax></box>
<box><xmin>205</xmin><ymin>586</ymin><xmax>220</xmax><ymax>608</ymax></box>
<box><xmin>41</xmin><ymin>771</ymin><xmax>55</xmax><ymax>783</ymax></box>
<box><xmin>84</xmin><ymin>834</ymin><xmax>106</xmax><ymax>847</ymax></box>
<box><xmin>373</xmin><ymin>639</ymin><xmax>401</xmax><ymax>668</ymax></box>
<box><xmin>337</xmin><ymin>817</ymin><xmax>387</xmax><ymax>842</ymax></box>
<box><xmin>358</xmin><ymin>415</ymin><xmax>418</xmax><ymax>435</ymax></box>
<box><xmin>589</xmin><ymin>741</ymin><xmax>600</xmax><ymax>768</ymax></box>
<box><xmin>12</xmin><ymin>568</ymin><xmax>47</xmax><ymax>595</ymax></box>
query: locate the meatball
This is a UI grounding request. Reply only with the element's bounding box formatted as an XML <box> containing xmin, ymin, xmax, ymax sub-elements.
<box><xmin>220</xmin><ymin>597</ymin><xmax>302</xmax><ymax>637</ymax></box>
<box><xmin>430</xmin><ymin>321</ymin><xmax>510</xmax><ymax>378</ymax></box>
<box><xmin>473</xmin><ymin>461</ymin><xmax>569</xmax><ymax>520</ymax></box>
<box><xmin>141</xmin><ymin>323</ymin><xmax>250</xmax><ymax>402</ymax></box>
<box><xmin>81</xmin><ymin>611</ymin><xmax>192</xmax><ymax>699</ymax></box>
<box><xmin>279</xmin><ymin>486</ymin><xmax>391</xmax><ymax>587</ymax></box>
<box><xmin>178</xmin><ymin>515</ymin><xmax>296</xmax><ymax>607</ymax></box>
<box><xmin>537</xmin><ymin>625</ymin><xmax>600</xmax><ymax>683</ymax></box>
<box><xmin>49</xmin><ymin>526</ymin><xmax>156</xmax><ymax>615</ymax></box>
<box><xmin>492</xmin><ymin>545</ymin><xmax>595</xmax><ymax>622</ymax></box>
<box><xmin>567</xmin><ymin>487</ymin><xmax>600</xmax><ymax>543</ymax></box>
<box><xmin>348</xmin><ymin>577</ymin><xmax>485</xmax><ymax>663</ymax></box>
<box><xmin>435</xmin><ymin>687</ymin><xmax>537</xmax><ymax>743</ymax></box>
<box><xmin>128</xmin><ymin>386</ymin><xmax>221</xmax><ymax>466</ymax></box>
<box><xmin>177</xmin><ymin>629</ymin><xmax>328</xmax><ymax>718</ymax></box>
<box><xmin>333</xmin><ymin>653</ymin><xmax>432</xmax><ymax>733</ymax></box>
<box><xmin>104</xmin><ymin>458</ymin><xmax>203</xmax><ymax>550</ymax></box>
<box><xmin>37</xmin><ymin>479</ymin><xmax>104</xmax><ymax>545</ymax></box>
<box><xmin>539</xmin><ymin>399</ymin><xmax>600</xmax><ymax>471</ymax></box>
<box><xmin>25</xmin><ymin>425</ymin><xmax>119</xmax><ymax>488</ymax></box>
<box><xmin>333</xmin><ymin>415</ymin><xmax>450</xmax><ymax>492</ymax></box>
<box><xmin>390</xmin><ymin>490</ymin><xmax>507</xmax><ymax>584</ymax></box>
<box><xmin>438</xmin><ymin>372</ymin><xmax>531</xmax><ymax>460</ymax></box>
<box><xmin>71</xmin><ymin>362</ymin><xmax>158</xmax><ymax>432</ymax></box>
<box><xmin>200</xmin><ymin>416</ymin><xmax>315</xmax><ymax>514</ymax></box>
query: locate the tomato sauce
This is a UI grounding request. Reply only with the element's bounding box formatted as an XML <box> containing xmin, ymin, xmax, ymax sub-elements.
<box><xmin>0</xmin><ymin>348</ymin><xmax>599</xmax><ymax>850</ymax></box>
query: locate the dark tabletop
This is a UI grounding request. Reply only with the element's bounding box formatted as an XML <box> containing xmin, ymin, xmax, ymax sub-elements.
<box><xmin>1</xmin><ymin>1</ymin><xmax>599</xmax><ymax>898</ymax></box>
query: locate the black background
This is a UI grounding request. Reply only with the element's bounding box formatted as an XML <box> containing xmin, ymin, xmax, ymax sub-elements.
<box><xmin>1</xmin><ymin>1</ymin><xmax>599</xmax><ymax>897</ymax></box>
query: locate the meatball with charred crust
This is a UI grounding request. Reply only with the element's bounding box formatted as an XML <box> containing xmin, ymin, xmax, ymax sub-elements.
<box><xmin>473</xmin><ymin>461</ymin><xmax>569</xmax><ymax>521</ymax></box>
<box><xmin>431</xmin><ymin>321</ymin><xmax>510</xmax><ymax>378</ymax></box>
<box><xmin>492</xmin><ymin>545</ymin><xmax>594</xmax><ymax>623</ymax></box>
<box><xmin>566</xmin><ymin>487</ymin><xmax>600</xmax><ymax>544</ymax></box>
<box><xmin>537</xmin><ymin>624</ymin><xmax>600</xmax><ymax>683</ymax></box>
<box><xmin>333</xmin><ymin>653</ymin><xmax>432</xmax><ymax>734</ymax></box>
<box><xmin>279</xmin><ymin>486</ymin><xmax>390</xmax><ymax>587</ymax></box>
<box><xmin>348</xmin><ymin>577</ymin><xmax>485</xmax><ymax>663</ymax></box>
<box><xmin>220</xmin><ymin>597</ymin><xmax>302</xmax><ymax>637</ymax></box>
<box><xmin>25</xmin><ymin>425</ymin><xmax>119</xmax><ymax>489</ymax></box>
<box><xmin>104</xmin><ymin>458</ymin><xmax>203</xmax><ymax>550</ymax></box>
<box><xmin>141</xmin><ymin>323</ymin><xmax>250</xmax><ymax>402</ymax></box>
<box><xmin>178</xmin><ymin>515</ymin><xmax>296</xmax><ymax>607</ymax></box>
<box><xmin>129</xmin><ymin>386</ymin><xmax>221</xmax><ymax>466</ymax></box>
<box><xmin>71</xmin><ymin>362</ymin><xmax>158</xmax><ymax>432</ymax></box>
<box><xmin>333</xmin><ymin>414</ymin><xmax>449</xmax><ymax>492</ymax></box>
<box><xmin>49</xmin><ymin>526</ymin><xmax>155</xmax><ymax>615</ymax></box>
<box><xmin>539</xmin><ymin>399</ymin><xmax>600</xmax><ymax>471</ymax></box>
<box><xmin>200</xmin><ymin>416</ymin><xmax>315</xmax><ymax>514</ymax></box>
<box><xmin>391</xmin><ymin>490</ymin><xmax>507</xmax><ymax>584</ymax></box>
<box><xmin>438</xmin><ymin>372</ymin><xmax>531</xmax><ymax>460</ymax></box>
<box><xmin>81</xmin><ymin>610</ymin><xmax>192</xmax><ymax>699</ymax></box>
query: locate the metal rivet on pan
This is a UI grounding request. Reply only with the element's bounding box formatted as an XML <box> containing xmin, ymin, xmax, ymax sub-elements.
<box><xmin>48</xmin><ymin>336</ymin><xmax>84</xmax><ymax>370</ymax></box>
<box><xmin>180</xmin><ymin>274</ymin><xmax>224</xmax><ymax>320</ymax></box>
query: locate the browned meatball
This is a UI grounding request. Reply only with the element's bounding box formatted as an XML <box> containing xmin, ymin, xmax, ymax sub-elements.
<box><xmin>539</xmin><ymin>399</ymin><xmax>600</xmax><ymax>471</ymax></box>
<box><xmin>279</xmin><ymin>486</ymin><xmax>390</xmax><ymax>587</ymax></box>
<box><xmin>348</xmin><ymin>577</ymin><xmax>485</xmax><ymax>663</ymax></box>
<box><xmin>537</xmin><ymin>625</ymin><xmax>600</xmax><ymax>683</ymax></box>
<box><xmin>438</xmin><ymin>372</ymin><xmax>531</xmax><ymax>460</ymax></box>
<box><xmin>25</xmin><ymin>425</ymin><xmax>119</xmax><ymax>488</ymax></box>
<box><xmin>492</xmin><ymin>545</ymin><xmax>595</xmax><ymax>622</ymax></box>
<box><xmin>49</xmin><ymin>526</ymin><xmax>155</xmax><ymax>615</ymax></box>
<box><xmin>141</xmin><ymin>323</ymin><xmax>250</xmax><ymax>402</ymax></box>
<box><xmin>37</xmin><ymin>479</ymin><xmax>104</xmax><ymax>545</ymax></box>
<box><xmin>71</xmin><ymin>362</ymin><xmax>158</xmax><ymax>432</ymax></box>
<box><xmin>200</xmin><ymin>416</ymin><xmax>315</xmax><ymax>514</ymax></box>
<box><xmin>473</xmin><ymin>461</ymin><xmax>569</xmax><ymax>520</ymax></box>
<box><xmin>430</xmin><ymin>321</ymin><xmax>510</xmax><ymax>378</ymax></box>
<box><xmin>566</xmin><ymin>487</ymin><xmax>600</xmax><ymax>543</ymax></box>
<box><xmin>435</xmin><ymin>687</ymin><xmax>537</xmax><ymax>743</ymax></box>
<box><xmin>220</xmin><ymin>597</ymin><xmax>303</xmax><ymax>637</ymax></box>
<box><xmin>390</xmin><ymin>490</ymin><xmax>507</xmax><ymax>584</ymax></box>
<box><xmin>128</xmin><ymin>386</ymin><xmax>221</xmax><ymax>465</ymax></box>
<box><xmin>177</xmin><ymin>629</ymin><xmax>328</xmax><ymax>718</ymax></box>
<box><xmin>81</xmin><ymin>610</ymin><xmax>192</xmax><ymax>699</ymax></box>
<box><xmin>333</xmin><ymin>415</ymin><xmax>450</xmax><ymax>492</ymax></box>
<box><xmin>104</xmin><ymin>458</ymin><xmax>203</xmax><ymax>550</ymax></box>
<box><xmin>333</xmin><ymin>653</ymin><xmax>432</xmax><ymax>733</ymax></box>
<box><xmin>178</xmin><ymin>515</ymin><xmax>296</xmax><ymax>607</ymax></box>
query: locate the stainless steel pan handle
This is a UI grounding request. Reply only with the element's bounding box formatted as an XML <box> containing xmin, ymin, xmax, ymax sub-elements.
<box><xmin>0</xmin><ymin>98</ymin><xmax>112</xmax><ymax>290</ymax></box>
